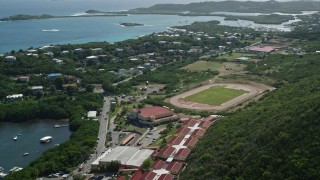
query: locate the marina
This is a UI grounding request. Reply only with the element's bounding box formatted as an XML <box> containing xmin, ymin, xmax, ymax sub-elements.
<box><xmin>0</xmin><ymin>119</ymin><xmax>71</xmax><ymax>173</ymax></box>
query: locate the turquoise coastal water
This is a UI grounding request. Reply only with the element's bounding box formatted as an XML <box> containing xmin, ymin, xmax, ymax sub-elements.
<box><xmin>0</xmin><ymin>13</ymin><xmax>301</xmax><ymax>54</ymax></box>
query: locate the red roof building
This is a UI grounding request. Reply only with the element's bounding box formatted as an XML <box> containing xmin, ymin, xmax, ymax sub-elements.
<box><xmin>174</xmin><ymin>148</ymin><xmax>191</xmax><ymax>161</ymax></box>
<box><xmin>128</xmin><ymin>106</ymin><xmax>178</xmax><ymax>125</ymax></box>
<box><xmin>166</xmin><ymin>161</ymin><xmax>183</xmax><ymax>175</ymax></box>
<box><xmin>116</xmin><ymin>176</ymin><xmax>126</xmax><ymax>180</ymax></box>
<box><xmin>182</xmin><ymin>119</ymin><xmax>197</xmax><ymax>127</ymax></box>
<box><xmin>140</xmin><ymin>171</ymin><xmax>157</xmax><ymax>180</ymax></box>
<box><xmin>130</xmin><ymin>170</ymin><xmax>144</xmax><ymax>180</ymax></box>
<box><xmin>157</xmin><ymin>174</ymin><xmax>174</xmax><ymax>180</ymax></box>
<box><xmin>157</xmin><ymin>146</ymin><xmax>175</xmax><ymax>159</ymax></box>
<box><xmin>168</xmin><ymin>136</ymin><xmax>184</xmax><ymax>146</ymax></box>
<box><xmin>175</xmin><ymin>127</ymin><xmax>191</xmax><ymax>136</ymax></box>
<box><xmin>191</xmin><ymin>129</ymin><xmax>206</xmax><ymax>139</ymax></box>
<box><xmin>183</xmin><ymin>137</ymin><xmax>198</xmax><ymax>149</ymax></box>
<box><xmin>199</xmin><ymin>120</ymin><xmax>211</xmax><ymax>130</ymax></box>
<box><xmin>150</xmin><ymin>160</ymin><xmax>165</xmax><ymax>170</ymax></box>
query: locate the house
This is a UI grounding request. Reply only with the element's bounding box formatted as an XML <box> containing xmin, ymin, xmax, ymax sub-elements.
<box><xmin>18</xmin><ymin>76</ymin><xmax>29</xmax><ymax>82</ymax></box>
<box><xmin>31</xmin><ymin>86</ymin><xmax>43</xmax><ymax>95</ymax></box>
<box><xmin>52</xmin><ymin>58</ymin><xmax>64</xmax><ymax>65</ymax></box>
<box><xmin>183</xmin><ymin>137</ymin><xmax>198</xmax><ymax>149</ymax></box>
<box><xmin>157</xmin><ymin>146</ymin><xmax>175</xmax><ymax>159</ymax></box>
<box><xmin>249</xmin><ymin>46</ymin><xmax>276</xmax><ymax>54</ymax></box>
<box><xmin>157</xmin><ymin>174</ymin><xmax>174</xmax><ymax>180</ymax></box>
<box><xmin>91</xmin><ymin>48</ymin><xmax>103</xmax><ymax>54</ymax></box>
<box><xmin>166</xmin><ymin>161</ymin><xmax>183</xmax><ymax>175</ymax></box>
<box><xmin>191</xmin><ymin>129</ymin><xmax>206</xmax><ymax>139</ymax></box>
<box><xmin>86</xmin><ymin>56</ymin><xmax>98</xmax><ymax>62</ymax></box>
<box><xmin>74</xmin><ymin>48</ymin><xmax>84</xmax><ymax>53</ymax></box>
<box><xmin>235</xmin><ymin>57</ymin><xmax>250</xmax><ymax>61</ymax></box>
<box><xmin>47</xmin><ymin>73</ymin><xmax>62</xmax><ymax>80</ymax></box>
<box><xmin>87</xmin><ymin>111</ymin><xmax>97</xmax><ymax>120</ymax></box>
<box><xmin>174</xmin><ymin>148</ymin><xmax>191</xmax><ymax>161</ymax></box>
<box><xmin>44</xmin><ymin>52</ymin><xmax>54</xmax><ymax>56</ymax></box>
<box><xmin>6</xmin><ymin>94</ymin><xmax>23</xmax><ymax>101</ymax></box>
<box><xmin>4</xmin><ymin>56</ymin><xmax>16</xmax><ymax>62</ymax></box>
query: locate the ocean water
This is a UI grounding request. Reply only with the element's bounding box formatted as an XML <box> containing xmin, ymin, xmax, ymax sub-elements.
<box><xmin>0</xmin><ymin>14</ymin><xmax>300</xmax><ymax>54</ymax></box>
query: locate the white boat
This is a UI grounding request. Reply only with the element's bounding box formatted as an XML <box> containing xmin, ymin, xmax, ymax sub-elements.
<box><xmin>23</xmin><ymin>153</ymin><xmax>29</xmax><ymax>156</ymax></box>
<box><xmin>13</xmin><ymin>136</ymin><xmax>17</xmax><ymax>141</ymax></box>
<box><xmin>9</xmin><ymin>167</ymin><xmax>23</xmax><ymax>173</ymax></box>
<box><xmin>41</xmin><ymin>29</ymin><xmax>59</xmax><ymax>32</ymax></box>
<box><xmin>54</xmin><ymin>124</ymin><xmax>62</xmax><ymax>128</ymax></box>
<box><xmin>40</xmin><ymin>136</ymin><xmax>52</xmax><ymax>143</ymax></box>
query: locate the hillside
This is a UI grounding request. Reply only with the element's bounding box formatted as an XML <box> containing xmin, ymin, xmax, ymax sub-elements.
<box><xmin>180</xmin><ymin>53</ymin><xmax>320</xmax><ymax>179</ymax></box>
<box><xmin>129</xmin><ymin>0</ymin><xmax>320</xmax><ymax>14</ymax></box>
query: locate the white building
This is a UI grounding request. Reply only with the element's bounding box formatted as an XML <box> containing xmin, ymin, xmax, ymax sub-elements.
<box><xmin>4</xmin><ymin>56</ymin><xmax>16</xmax><ymax>62</ymax></box>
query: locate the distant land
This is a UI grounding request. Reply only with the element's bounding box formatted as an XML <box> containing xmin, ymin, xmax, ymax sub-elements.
<box><xmin>0</xmin><ymin>12</ymin><xmax>127</xmax><ymax>21</ymax></box>
<box><xmin>127</xmin><ymin>0</ymin><xmax>320</xmax><ymax>14</ymax></box>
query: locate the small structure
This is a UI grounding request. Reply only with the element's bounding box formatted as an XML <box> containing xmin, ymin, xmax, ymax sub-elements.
<box><xmin>140</xmin><ymin>171</ymin><xmax>157</xmax><ymax>180</ymax></box>
<box><xmin>199</xmin><ymin>120</ymin><xmax>212</xmax><ymax>130</ymax></box>
<box><xmin>249</xmin><ymin>46</ymin><xmax>276</xmax><ymax>54</ymax></box>
<box><xmin>87</xmin><ymin>111</ymin><xmax>97</xmax><ymax>120</ymax></box>
<box><xmin>150</xmin><ymin>160</ymin><xmax>166</xmax><ymax>170</ymax></box>
<box><xmin>119</xmin><ymin>133</ymin><xmax>135</xmax><ymax>146</ymax></box>
<box><xmin>157</xmin><ymin>146</ymin><xmax>175</xmax><ymax>159</ymax></box>
<box><xmin>4</xmin><ymin>56</ymin><xmax>16</xmax><ymax>62</ymax></box>
<box><xmin>18</xmin><ymin>76</ymin><xmax>29</xmax><ymax>82</ymax></box>
<box><xmin>175</xmin><ymin>127</ymin><xmax>191</xmax><ymax>137</ymax></box>
<box><xmin>31</xmin><ymin>86</ymin><xmax>44</xmax><ymax>95</ymax></box>
<box><xmin>191</xmin><ymin>129</ymin><xmax>206</xmax><ymax>139</ymax></box>
<box><xmin>183</xmin><ymin>137</ymin><xmax>198</xmax><ymax>149</ymax></box>
<box><xmin>52</xmin><ymin>58</ymin><xmax>64</xmax><ymax>65</ymax></box>
<box><xmin>6</xmin><ymin>94</ymin><xmax>23</xmax><ymax>101</ymax></box>
<box><xmin>167</xmin><ymin>136</ymin><xmax>184</xmax><ymax>146</ymax></box>
<box><xmin>235</xmin><ymin>57</ymin><xmax>250</xmax><ymax>61</ymax></box>
<box><xmin>174</xmin><ymin>148</ymin><xmax>191</xmax><ymax>161</ymax></box>
<box><xmin>166</xmin><ymin>161</ymin><xmax>183</xmax><ymax>175</ymax></box>
<box><xmin>182</xmin><ymin>119</ymin><xmax>197</xmax><ymax>127</ymax></box>
<box><xmin>158</xmin><ymin>174</ymin><xmax>174</xmax><ymax>180</ymax></box>
<box><xmin>47</xmin><ymin>73</ymin><xmax>62</xmax><ymax>80</ymax></box>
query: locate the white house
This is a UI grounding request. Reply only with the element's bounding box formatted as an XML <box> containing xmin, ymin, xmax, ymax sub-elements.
<box><xmin>4</xmin><ymin>56</ymin><xmax>16</xmax><ymax>62</ymax></box>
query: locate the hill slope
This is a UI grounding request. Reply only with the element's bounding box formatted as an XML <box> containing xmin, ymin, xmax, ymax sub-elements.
<box><xmin>130</xmin><ymin>0</ymin><xmax>320</xmax><ymax>14</ymax></box>
<box><xmin>180</xmin><ymin>77</ymin><xmax>320</xmax><ymax>179</ymax></box>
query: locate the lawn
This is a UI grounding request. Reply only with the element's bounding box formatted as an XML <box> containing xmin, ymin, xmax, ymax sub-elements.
<box><xmin>181</xmin><ymin>61</ymin><xmax>224</xmax><ymax>72</ymax></box>
<box><xmin>182</xmin><ymin>86</ymin><xmax>248</xmax><ymax>106</ymax></box>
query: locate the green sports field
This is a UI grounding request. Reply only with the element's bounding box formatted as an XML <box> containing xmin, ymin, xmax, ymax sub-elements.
<box><xmin>182</xmin><ymin>86</ymin><xmax>248</xmax><ymax>106</ymax></box>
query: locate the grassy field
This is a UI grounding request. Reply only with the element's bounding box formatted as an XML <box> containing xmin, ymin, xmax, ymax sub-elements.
<box><xmin>182</xmin><ymin>86</ymin><xmax>248</xmax><ymax>106</ymax></box>
<box><xmin>181</xmin><ymin>61</ymin><xmax>224</xmax><ymax>72</ymax></box>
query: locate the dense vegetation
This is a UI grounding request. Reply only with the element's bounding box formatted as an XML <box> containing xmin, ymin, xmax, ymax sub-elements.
<box><xmin>181</xmin><ymin>76</ymin><xmax>320</xmax><ymax>179</ymax></box>
<box><xmin>0</xmin><ymin>14</ymin><xmax>54</xmax><ymax>21</ymax></box>
<box><xmin>224</xmin><ymin>14</ymin><xmax>295</xmax><ymax>24</ymax></box>
<box><xmin>129</xmin><ymin>0</ymin><xmax>320</xmax><ymax>14</ymax></box>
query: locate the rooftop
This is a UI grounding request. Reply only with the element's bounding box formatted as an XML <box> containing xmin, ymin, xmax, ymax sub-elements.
<box><xmin>166</xmin><ymin>161</ymin><xmax>183</xmax><ymax>172</ymax></box>
<box><xmin>157</xmin><ymin>174</ymin><xmax>174</xmax><ymax>180</ymax></box>
<box><xmin>136</xmin><ymin>106</ymin><xmax>173</xmax><ymax>118</ymax></box>
<box><xmin>100</xmin><ymin>146</ymin><xmax>154</xmax><ymax>167</ymax></box>
<box><xmin>249</xmin><ymin>46</ymin><xmax>276</xmax><ymax>53</ymax></box>
<box><xmin>192</xmin><ymin>129</ymin><xmax>206</xmax><ymax>137</ymax></box>
<box><xmin>158</xmin><ymin>146</ymin><xmax>175</xmax><ymax>158</ymax></box>
<box><xmin>168</xmin><ymin>136</ymin><xmax>184</xmax><ymax>145</ymax></box>
<box><xmin>175</xmin><ymin>127</ymin><xmax>191</xmax><ymax>136</ymax></box>
<box><xmin>182</xmin><ymin>119</ymin><xmax>197</xmax><ymax>127</ymax></box>
<box><xmin>140</xmin><ymin>171</ymin><xmax>157</xmax><ymax>180</ymax></box>
<box><xmin>151</xmin><ymin>160</ymin><xmax>165</xmax><ymax>170</ymax></box>
<box><xmin>174</xmin><ymin>148</ymin><xmax>191</xmax><ymax>159</ymax></box>
<box><xmin>183</xmin><ymin>137</ymin><xmax>198</xmax><ymax>148</ymax></box>
<box><xmin>199</xmin><ymin>120</ymin><xmax>211</xmax><ymax>129</ymax></box>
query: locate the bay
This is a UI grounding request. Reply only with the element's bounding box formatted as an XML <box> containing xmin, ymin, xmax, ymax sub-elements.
<box><xmin>0</xmin><ymin>119</ymin><xmax>71</xmax><ymax>173</ymax></box>
<box><xmin>0</xmin><ymin>14</ymin><xmax>295</xmax><ymax>54</ymax></box>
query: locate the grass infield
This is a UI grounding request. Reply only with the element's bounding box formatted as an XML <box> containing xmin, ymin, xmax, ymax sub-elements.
<box><xmin>182</xmin><ymin>86</ymin><xmax>248</xmax><ymax>106</ymax></box>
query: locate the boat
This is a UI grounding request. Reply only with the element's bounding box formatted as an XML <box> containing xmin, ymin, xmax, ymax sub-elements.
<box><xmin>54</xmin><ymin>124</ymin><xmax>62</xmax><ymax>128</ymax></box>
<box><xmin>40</xmin><ymin>136</ymin><xmax>52</xmax><ymax>143</ymax></box>
<box><xmin>17</xmin><ymin>133</ymin><xmax>22</xmax><ymax>136</ymax></box>
<box><xmin>41</xmin><ymin>29</ymin><xmax>59</xmax><ymax>32</ymax></box>
<box><xmin>61</xmin><ymin>124</ymin><xmax>69</xmax><ymax>127</ymax></box>
<box><xmin>13</xmin><ymin>136</ymin><xmax>17</xmax><ymax>141</ymax></box>
<box><xmin>9</xmin><ymin>167</ymin><xmax>23</xmax><ymax>173</ymax></box>
<box><xmin>23</xmin><ymin>153</ymin><xmax>29</xmax><ymax>156</ymax></box>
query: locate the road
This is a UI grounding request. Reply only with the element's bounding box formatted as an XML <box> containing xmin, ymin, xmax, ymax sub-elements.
<box><xmin>69</xmin><ymin>96</ymin><xmax>111</xmax><ymax>178</ymax></box>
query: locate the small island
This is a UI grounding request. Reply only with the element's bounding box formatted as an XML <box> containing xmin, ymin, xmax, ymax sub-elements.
<box><xmin>0</xmin><ymin>14</ymin><xmax>55</xmax><ymax>21</ymax></box>
<box><xmin>120</xmin><ymin>23</ymin><xmax>144</xmax><ymax>27</ymax></box>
